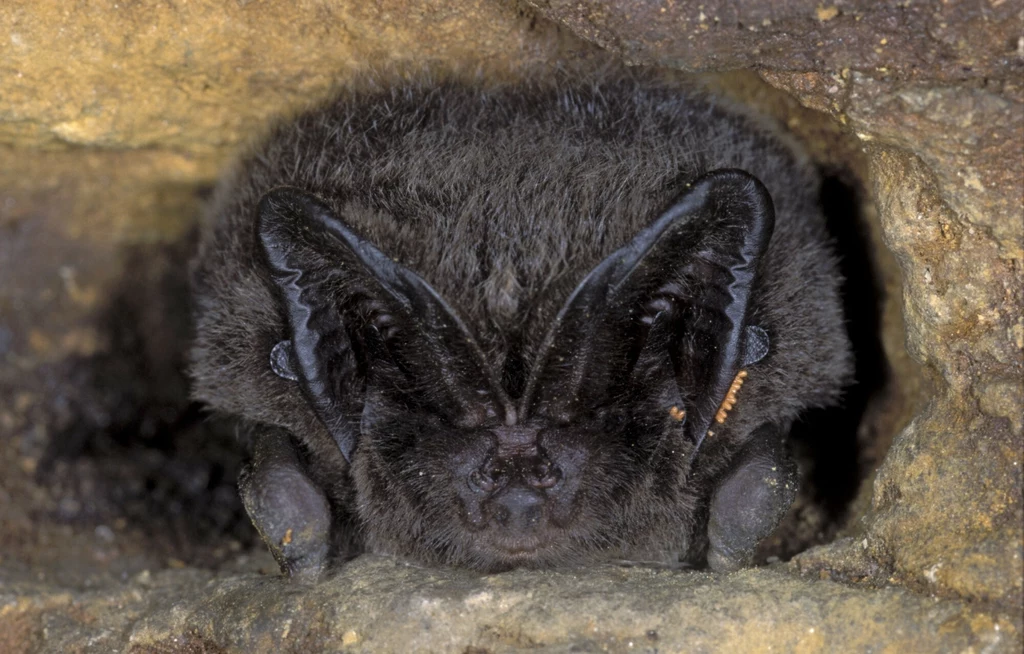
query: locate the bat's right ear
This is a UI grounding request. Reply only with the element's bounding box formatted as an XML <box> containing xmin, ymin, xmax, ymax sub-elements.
<box><xmin>258</xmin><ymin>187</ymin><xmax>513</xmax><ymax>461</ymax></box>
<box><xmin>257</xmin><ymin>188</ymin><xmax>364</xmax><ymax>461</ymax></box>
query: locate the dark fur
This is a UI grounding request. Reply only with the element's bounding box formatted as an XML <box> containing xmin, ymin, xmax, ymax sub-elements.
<box><xmin>190</xmin><ymin>71</ymin><xmax>852</xmax><ymax>571</ymax></box>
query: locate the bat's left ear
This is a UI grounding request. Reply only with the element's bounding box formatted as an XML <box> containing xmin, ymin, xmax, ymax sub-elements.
<box><xmin>523</xmin><ymin>169</ymin><xmax>775</xmax><ymax>452</ymax></box>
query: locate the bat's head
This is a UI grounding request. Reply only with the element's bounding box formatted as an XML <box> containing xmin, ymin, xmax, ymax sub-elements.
<box><xmin>257</xmin><ymin>170</ymin><xmax>775</xmax><ymax>570</ymax></box>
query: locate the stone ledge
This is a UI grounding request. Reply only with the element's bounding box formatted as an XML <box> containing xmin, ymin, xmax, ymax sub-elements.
<box><xmin>1</xmin><ymin>556</ymin><xmax>1019</xmax><ymax>653</ymax></box>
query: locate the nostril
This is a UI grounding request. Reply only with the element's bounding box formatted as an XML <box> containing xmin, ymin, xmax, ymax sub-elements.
<box><xmin>529</xmin><ymin>463</ymin><xmax>562</xmax><ymax>489</ymax></box>
<box><xmin>523</xmin><ymin>503</ymin><xmax>542</xmax><ymax>526</ymax></box>
<box><xmin>491</xmin><ymin>502</ymin><xmax>510</xmax><ymax>526</ymax></box>
<box><xmin>469</xmin><ymin>469</ymin><xmax>497</xmax><ymax>493</ymax></box>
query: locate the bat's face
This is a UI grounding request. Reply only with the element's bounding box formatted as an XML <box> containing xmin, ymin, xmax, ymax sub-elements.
<box><xmin>258</xmin><ymin>168</ymin><xmax>776</xmax><ymax>569</ymax></box>
<box><xmin>446</xmin><ymin>425</ymin><xmax>596</xmax><ymax>565</ymax></box>
<box><xmin>359</xmin><ymin>413</ymin><xmax>617</xmax><ymax>569</ymax></box>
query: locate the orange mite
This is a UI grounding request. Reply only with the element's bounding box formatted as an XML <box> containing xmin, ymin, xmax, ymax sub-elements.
<box><xmin>711</xmin><ymin>369</ymin><xmax>748</xmax><ymax>430</ymax></box>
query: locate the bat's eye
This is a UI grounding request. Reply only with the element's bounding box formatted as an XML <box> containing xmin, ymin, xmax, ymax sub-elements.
<box><xmin>640</xmin><ymin>295</ymin><xmax>676</xmax><ymax>324</ymax></box>
<box><xmin>468</xmin><ymin>469</ymin><xmax>497</xmax><ymax>493</ymax></box>
<box><xmin>370</xmin><ymin>314</ymin><xmax>399</xmax><ymax>342</ymax></box>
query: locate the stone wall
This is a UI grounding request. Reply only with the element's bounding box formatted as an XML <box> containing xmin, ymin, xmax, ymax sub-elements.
<box><xmin>1</xmin><ymin>1</ymin><xmax>1020</xmax><ymax>651</ymax></box>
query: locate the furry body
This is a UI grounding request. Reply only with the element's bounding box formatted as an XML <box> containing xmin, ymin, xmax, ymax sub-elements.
<box><xmin>190</xmin><ymin>72</ymin><xmax>852</xmax><ymax>572</ymax></box>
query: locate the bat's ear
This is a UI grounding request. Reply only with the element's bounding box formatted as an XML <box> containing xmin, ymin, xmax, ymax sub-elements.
<box><xmin>522</xmin><ymin>169</ymin><xmax>775</xmax><ymax>453</ymax></box>
<box><xmin>258</xmin><ymin>188</ymin><xmax>512</xmax><ymax>461</ymax></box>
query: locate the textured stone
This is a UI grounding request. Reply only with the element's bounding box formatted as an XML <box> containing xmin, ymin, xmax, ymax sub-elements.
<box><xmin>1</xmin><ymin>0</ymin><xmax>1022</xmax><ymax>650</ymax></box>
<box><xmin>524</xmin><ymin>0</ymin><xmax>1022</xmax><ymax>81</ymax></box>
<box><xmin>1</xmin><ymin>557</ymin><xmax>1020</xmax><ymax>653</ymax></box>
<box><xmin>1</xmin><ymin>0</ymin><xmax>579</xmax><ymax>151</ymax></box>
<box><xmin>863</xmin><ymin>148</ymin><xmax>1023</xmax><ymax>606</ymax></box>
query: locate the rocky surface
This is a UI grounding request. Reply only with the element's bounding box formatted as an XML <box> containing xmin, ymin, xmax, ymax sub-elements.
<box><xmin>525</xmin><ymin>0</ymin><xmax>1022</xmax><ymax>82</ymax></box>
<box><xmin>1</xmin><ymin>0</ymin><xmax>1021</xmax><ymax>652</ymax></box>
<box><xmin>1</xmin><ymin>0</ymin><xmax>580</xmax><ymax>151</ymax></box>
<box><xmin>2</xmin><ymin>556</ymin><xmax>1020</xmax><ymax>653</ymax></box>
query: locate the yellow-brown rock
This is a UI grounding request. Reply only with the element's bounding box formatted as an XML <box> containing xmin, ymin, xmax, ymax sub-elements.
<box><xmin>1</xmin><ymin>0</ymin><xmax>577</xmax><ymax>152</ymax></box>
<box><xmin>1</xmin><ymin>0</ymin><xmax>1021</xmax><ymax>651</ymax></box>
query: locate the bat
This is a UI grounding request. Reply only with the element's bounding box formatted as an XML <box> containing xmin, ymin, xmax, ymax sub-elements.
<box><xmin>189</xmin><ymin>71</ymin><xmax>853</xmax><ymax>578</ymax></box>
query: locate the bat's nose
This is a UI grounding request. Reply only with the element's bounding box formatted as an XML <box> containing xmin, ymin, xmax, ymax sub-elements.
<box><xmin>491</xmin><ymin>486</ymin><xmax>544</xmax><ymax>531</ymax></box>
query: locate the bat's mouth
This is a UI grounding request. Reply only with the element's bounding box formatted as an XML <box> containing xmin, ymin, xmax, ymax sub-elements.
<box><xmin>476</xmin><ymin>529</ymin><xmax>586</xmax><ymax>571</ymax></box>
<box><xmin>487</xmin><ymin>532</ymin><xmax>548</xmax><ymax>557</ymax></box>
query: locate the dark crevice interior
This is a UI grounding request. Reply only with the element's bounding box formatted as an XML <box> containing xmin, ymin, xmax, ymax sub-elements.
<box><xmin>798</xmin><ymin>173</ymin><xmax>891</xmax><ymax>517</ymax></box>
<box><xmin>37</xmin><ymin>229</ymin><xmax>256</xmax><ymax>568</ymax></box>
<box><xmin>755</xmin><ymin>170</ymin><xmax>896</xmax><ymax>562</ymax></box>
<box><xmin>36</xmin><ymin>168</ymin><xmax>897</xmax><ymax>570</ymax></box>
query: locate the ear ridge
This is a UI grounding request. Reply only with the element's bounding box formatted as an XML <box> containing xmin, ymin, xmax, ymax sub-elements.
<box><xmin>259</xmin><ymin>190</ymin><xmax>362</xmax><ymax>460</ymax></box>
<box><xmin>521</xmin><ymin>169</ymin><xmax>775</xmax><ymax>454</ymax></box>
<box><xmin>258</xmin><ymin>188</ymin><xmax>513</xmax><ymax>461</ymax></box>
<box><xmin>675</xmin><ymin>171</ymin><xmax>773</xmax><ymax>452</ymax></box>
<box><xmin>517</xmin><ymin>258</ymin><xmax>621</xmax><ymax>422</ymax></box>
